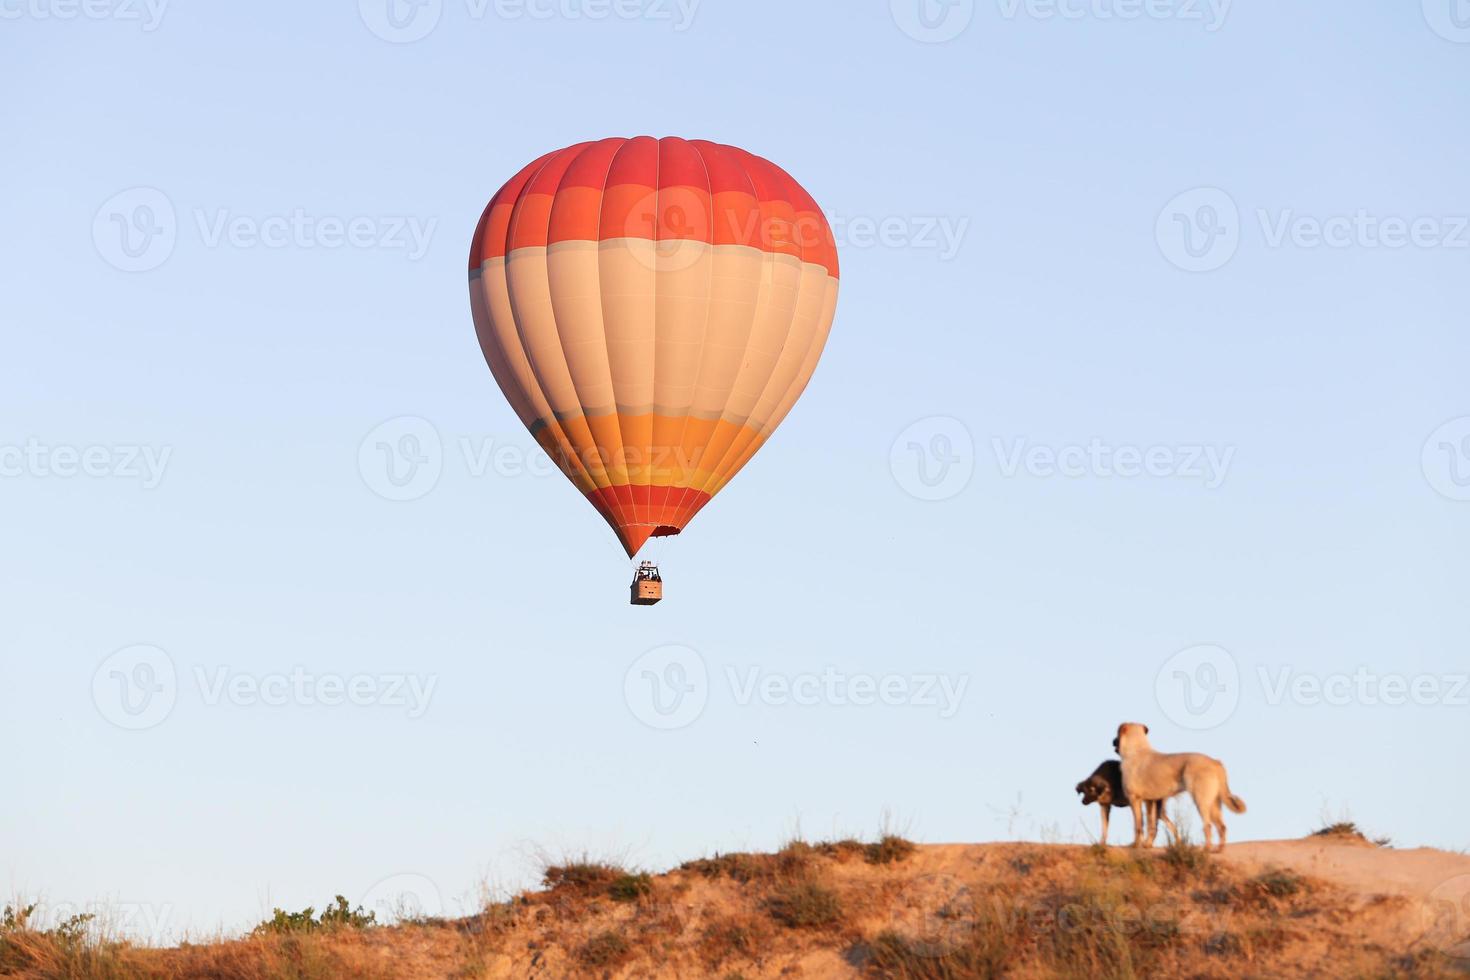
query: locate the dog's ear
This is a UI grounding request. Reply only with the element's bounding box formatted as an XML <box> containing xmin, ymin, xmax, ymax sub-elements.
<box><xmin>1143</xmin><ymin>724</ymin><xmax>1149</xmax><ymax>735</ymax></box>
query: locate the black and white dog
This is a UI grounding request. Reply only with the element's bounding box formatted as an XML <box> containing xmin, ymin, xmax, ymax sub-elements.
<box><xmin>1076</xmin><ymin>759</ymin><xmax>1176</xmax><ymax>846</ymax></box>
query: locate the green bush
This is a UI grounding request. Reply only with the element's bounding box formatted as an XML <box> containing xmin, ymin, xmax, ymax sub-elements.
<box><xmin>252</xmin><ymin>895</ymin><xmax>376</xmax><ymax>935</ymax></box>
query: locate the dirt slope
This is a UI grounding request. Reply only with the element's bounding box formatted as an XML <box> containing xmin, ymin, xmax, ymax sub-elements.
<box><xmin>5</xmin><ymin>837</ymin><xmax>1468</xmax><ymax>978</ymax></box>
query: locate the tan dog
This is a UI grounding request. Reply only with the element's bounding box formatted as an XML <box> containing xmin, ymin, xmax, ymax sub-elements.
<box><xmin>1113</xmin><ymin>722</ymin><xmax>1246</xmax><ymax>851</ymax></box>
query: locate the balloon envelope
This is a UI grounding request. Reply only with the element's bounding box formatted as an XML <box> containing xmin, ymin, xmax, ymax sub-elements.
<box><xmin>468</xmin><ymin>137</ymin><xmax>839</xmax><ymax>556</ymax></box>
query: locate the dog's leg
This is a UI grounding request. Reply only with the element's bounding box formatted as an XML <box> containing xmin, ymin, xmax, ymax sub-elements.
<box><xmin>1145</xmin><ymin>801</ymin><xmax>1159</xmax><ymax>847</ymax></box>
<box><xmin>1213</xmin><ymin>799</ymin><xmax>1227</xmax><ymax>851</ymax></box>
<box><xmin>1194</xmin><ymin>791</ymin><xmax>1214</xmax><ymax>850</ymax></box>
<box><xmin>1158</xmin><ymin>803</ymin><xmax>1178</xmax><ymax>845</ymax></box>
<box><xmin>1100</xmin><ymin>805</ymin><xmax>1110</xmax><ymax>845</ymax></box>
<box><xmin>1129</xmin><ymin>799</ymin><xmax>1146</xmax><ymax>847</ymax></box>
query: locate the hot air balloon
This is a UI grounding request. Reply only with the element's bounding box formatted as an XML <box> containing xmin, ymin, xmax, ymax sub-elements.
<box><xmin>468</xmin><ymin>137</ymin><xmax>839</xmax><ymax>602</ymax></box>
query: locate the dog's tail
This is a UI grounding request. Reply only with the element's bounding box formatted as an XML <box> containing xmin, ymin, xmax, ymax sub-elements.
<box><xmin>1224</xmin><ymin>787</ymin><xmax>1247</xmax><ymax>814</ymax></box>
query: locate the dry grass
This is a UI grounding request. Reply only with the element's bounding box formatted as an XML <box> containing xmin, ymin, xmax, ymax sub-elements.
<box><xmin>763</xmin><ymin>880</ymin><xmax>844</xmax><ymax>929</ymax></box>
<box><xmin>1311</xmin><ymin>820</ymin><xmax>1393</xmax><ymax>848</ymax></box>
<box><xmin>4</xmin><ymin>833</ymin><xmax>1463</xmax><ymax>979</ymax></box>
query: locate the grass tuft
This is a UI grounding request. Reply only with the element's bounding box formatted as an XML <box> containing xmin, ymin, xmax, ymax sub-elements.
<box><xmin>608</xmin><ymin>872</ymin><xmax>653</xmax><ymax>903</ymax></box>
<box><xmin>765</xmin><ymin>881</ymin><xmax>843</xmax><ymax>929</ymax></box>
<box><xmin>575</xmin><ymin>929</ymin><xmax>632</xmax><ymax>969</ymax></box>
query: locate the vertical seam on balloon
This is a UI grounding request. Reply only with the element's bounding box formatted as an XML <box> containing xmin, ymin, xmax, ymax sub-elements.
<box><xmin>658</xmin><ymin>138</ymin><xmax>715</xmax><ymax>529</ymax></box>
<box><xmin>665</xmin><ymin>140</ymin><xmax>749</xmax><ymax>529</ymax></box>
<box><xmin>641</xmin><ymin>136</ymin><xmax>661</xmax><ymax>531</ymax></box>
<box><xmin>709</xmin><ymin>169</ymin><xmax>835</xmax><ymax>498</ymax></box>
<box><xmin>685</xmin><ymin>142</ymin><xmax>775</xmax><ymax>503</ymax></box>
<box><xmin>589</xmin><ymin>138</ymin><xmax>636</xmax><ymax>541</ymax></box>
<box><xmin>473</xmin><ymin>155</ymin><xmax>551</xmax><ymax>432</ymax></box>
<box><xmin>505</xmin><ymin>145</ymin><xmax>596</xmax><ymax>497</ymax></box>
<box><xmin>542</xmin><ymin>140</ymin><xmax>621</xmax><ymax>516</ymax></box>
<box><xmin>695</xmin><ymin>146</ymin><xmax>808</xmax><ymax>499</ymax></box>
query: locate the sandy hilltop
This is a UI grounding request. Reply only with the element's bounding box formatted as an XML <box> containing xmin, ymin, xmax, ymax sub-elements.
<box><xmin>4</xmin><ymin>828</ymin><xmax>1469</xmax><ymax>978</ymax></box>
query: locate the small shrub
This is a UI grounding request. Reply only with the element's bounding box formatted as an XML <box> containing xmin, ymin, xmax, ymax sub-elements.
<box><xmin>1204</xmin><ymin>930</ymin><xmax>1244</xmax><ymax>957</ymax></box>
<box><xmin>775</xmin><ymin>840</ymin><xmax>817</xmax><ymax>876</ymax></box>
<box><xmin>1311</xmin><ymin>820</ymin><xmax>1391</xmax><ymax>847</ymax></box>
<box><xmin>815</xmin><ymin>839</ymin><xmax>867</xmax><ymax>861</ymax></box>
<box><xmin>609</xmin><ymin>872</ymin><xmax>653</xmax><ymax>902</ymax></box>
<box><xmin>576</xmin><ymin>929</ymin><xmax>632</xmax><ymax>968</ymax></box>
<box><xmin>862</xmin><ymin>927</ymin><xmax>1015</xmax><ymax>979</ymax></box>
<box><xmin>1245</xmin><ymin>867</ymin><xmax>1305</xmax><ymax>902</ymax></box>
<box><xmin>253</xmin><ymin>895</ymin><xmax>376</xmax><ymax>935</ymax></box>
<box><xmin>765</xmin><ymin>881</ymin><xmax>843</xmax><ymax>929</ymax></box>
<box><xmin>698</xmin><ymin>915</ymin><xmax>766</xmax><ymax>967</ymax></box>
<box><xmin>1160</xmin><ymin>836</ymin><xmax>1211</xmax><ymax>876</ymax></box>
<box><xmin>1313</xmin><ymin>820</ymin><xmax>1360</xmax><ymax>837</ymax></box>
<box><xmin>1</xmin><ymin>904</ymin><xmax>38</xmax><ymax>934</ymax></box>
<box><xmin>865</xmin><ymin>835</ymin><xmax>917</xmax><ymax>865</ymax></box>
<box><xmin>542</xmin><ymin>860</ymin><xmax>622</xmax><ymax>893</ymax></box>
<box><xmin>681</xmin><ymin>852</ymin><xmax>771</xmax><ymax>883</ymax></box>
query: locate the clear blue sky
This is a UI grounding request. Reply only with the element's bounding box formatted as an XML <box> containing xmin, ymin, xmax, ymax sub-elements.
<box><xmin>3</xmin><ymin>0</ymin><xmax>1467</xmax><ymax>941</ymax></box>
